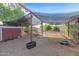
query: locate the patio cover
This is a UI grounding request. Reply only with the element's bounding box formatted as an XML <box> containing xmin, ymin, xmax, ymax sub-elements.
<box><xmin>14</xmin><ymin>3</ymin><xmax>79</xmax><ymax>25</ymax></box>
<box><xmin>21</xmin><ymin>3</ymin><xmax>79</xmax><ymax>24</ymax></box>
<box><xmin>33</xmin><ymin>12</ymin><xmax>79</xmax><ymax>24</ymax></box>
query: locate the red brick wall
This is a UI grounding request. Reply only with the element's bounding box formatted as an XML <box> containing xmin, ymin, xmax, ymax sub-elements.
<box><xmin>2</xmin><ymin>28</ymin><xmax>21</xmax><ymax>41</ymax></box>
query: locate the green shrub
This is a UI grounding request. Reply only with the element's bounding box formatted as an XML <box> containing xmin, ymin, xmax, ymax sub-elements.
<box><xmin>24</xmin><ymin>27</ymin><xmax>29</xmax><ymax>33</ymax></box>
<box><xmin>43</xmin><ymin>24</ymin><xmax>52</xmax><ymax>31</ymax></box>
<box><xmin>24</xmin><ymin>27</ymin><xmax>37</xmax><ymax>33</ymax></box>
<box><xmin>32</xmin><ymin>28</ymin><xmax>37</xmax><ymax>33</ymax></box>
<box><xmin>53</xmin><ymin>26</ymin><xmax>60</xmax><ymax>32</ymax></box>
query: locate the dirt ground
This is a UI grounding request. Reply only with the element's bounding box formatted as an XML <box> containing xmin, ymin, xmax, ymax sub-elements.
<box><xmin>0</xmin><ymin>32</ymin><xmax>79</xmax><ymax>56</ymax></box>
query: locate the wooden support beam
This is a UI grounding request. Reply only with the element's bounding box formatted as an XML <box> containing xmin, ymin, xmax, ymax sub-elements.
<box><xmin>68</xmin><ymin>22</ymin><xmax>70</xmax><ymax>37</ymax></box>
<box><xmin>28</xmin><ymin>13</ymin><xmax>33</xmax><ymax>42</ymax></box>
<box><xmin>77</xmin><ymin>18</ymin><xmax>79</xmax><ymax>31</ymax></box>
<box><xmin>77</xmin><ymin>18</ymin><xmax>79</xmax><ymax>39</ymax></box>
<box><xmin>41</xmin><ymin>21</ymin><xmax>43</xmax><ymax>36</ymax></box>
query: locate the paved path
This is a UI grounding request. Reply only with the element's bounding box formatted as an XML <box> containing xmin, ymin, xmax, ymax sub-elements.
<box><xmin>0</xmin><ymin>32</ymin><xmax>79</xmax><ymax>56</ymax></box>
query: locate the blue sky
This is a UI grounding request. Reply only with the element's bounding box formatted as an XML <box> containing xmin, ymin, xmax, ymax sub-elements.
<box><xmin>23</xmin><ymin>3</ymin><xmax>79</xmax><ymax>13</ymax></box>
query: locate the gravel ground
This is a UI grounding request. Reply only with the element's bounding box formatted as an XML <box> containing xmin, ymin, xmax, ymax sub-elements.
<box><xmin>0</xmin><ymin>32</ymin><xmax>79</xmax><ymax>56</ymax></box>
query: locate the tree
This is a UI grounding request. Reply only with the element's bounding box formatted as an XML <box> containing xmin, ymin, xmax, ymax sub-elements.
<box><xmin>43</xmin><ymin>24</ymin><xmax>52</xmax><ymax>31</ymax></box>
<box><xmin>0</xmin><ymin>3</ymin><xmax>25</xmax><ymax>22</ymax></box>
<box><xmin>0</xmin><ymin>4</ymin><xmax>5</xmax><ymax>20</ymax></box>
<box><xmin>13</xmin><ymin>6</ymin><xmax>25</xmax><ymax>20</ymax></box>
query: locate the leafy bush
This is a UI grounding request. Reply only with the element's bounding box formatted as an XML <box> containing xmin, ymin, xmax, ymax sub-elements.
<box><xmin>43</xmin><ymin>24</ymin><xmax>52</xmax><ymax>31</ymax></box>
<box><xmin>32</xmin><ymin>28</ymin><xmax>37</xmax><ymax>33</ymax></box>
<box><xmin>24</xmin><ymin>27</ymin><xmax>29</xmax><ymax>33</ymax></box>
<box><xmin>24</xmin><ymin>27</ymin><xmax>37</xmax><ymax>33</ymax></box>
<box><xmin>53</xmin><ymin>26</ymin><xmax>60</xmax><ymax>32</ymax></box>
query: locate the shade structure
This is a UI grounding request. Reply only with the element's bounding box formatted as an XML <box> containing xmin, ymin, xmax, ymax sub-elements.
<box><xmin>33</xmin><ymin>12</ymin><xmax>79</xmax><ymax>24</ymax></box>
<box><xmin>4</xmin><ymin>15</ymin><xmax>31</xmax><ymax>26</ymax></box>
